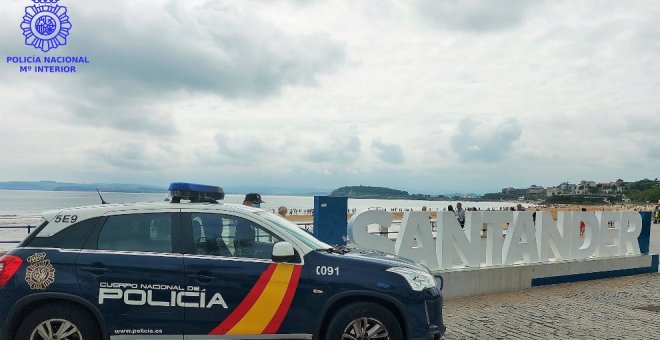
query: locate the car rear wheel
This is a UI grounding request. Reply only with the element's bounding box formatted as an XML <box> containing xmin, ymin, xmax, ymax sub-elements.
<box><xmin>326</xmin><ymin>302</ymin><xmax>402</xmax><ymax>340</ymax></box>
<box><xmin>16</xmin><ymin>303</ymin><xmax>100</xmax><ymax>340</ymax></box>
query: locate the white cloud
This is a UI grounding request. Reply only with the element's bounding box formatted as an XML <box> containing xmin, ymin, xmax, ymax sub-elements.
<box><xmin>1</xmin><ymin>0</ymin><xmax>659</xmax><ymax>193</ymax></box>
<box><xmin>413</xmin><ymin>0</ymin><xmax>534</xmax><ymax>33</ymax></box>
<box><xmin>371</xmin><ymin>139</ymin><xmax>405</xmax><ymax>164</ymax></box>
<box><xmin>451</xmin><ymin>117</ymin><xmax>522</xmax><ymax>162</ymax></box>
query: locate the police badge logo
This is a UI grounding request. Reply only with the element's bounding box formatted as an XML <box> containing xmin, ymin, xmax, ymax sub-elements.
<box><xmin>20</xmin><ymin>0</ymin><xmax>72</xmax><ymax>52</ymax></box>
<box><xmin>25</xmin><ymin>252</ymin><xmax>56</xmax><ymax>290</ymax></box>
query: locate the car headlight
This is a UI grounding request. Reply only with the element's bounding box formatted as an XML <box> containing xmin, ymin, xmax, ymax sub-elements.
<box><xmin>386</xmin><ymin>267</ymin><xmax>436</xmax><ymax>291</ymax></box>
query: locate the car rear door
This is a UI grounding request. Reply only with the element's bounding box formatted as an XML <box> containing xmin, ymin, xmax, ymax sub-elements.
<box><xmin>76</xmin><ymin>209</ymin><xmax>185</xmax><ymax>338</ymax></box>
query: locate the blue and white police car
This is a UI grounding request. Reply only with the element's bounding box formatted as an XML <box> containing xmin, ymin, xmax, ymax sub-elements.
<box><xmin>0</xmin><ymin>183</ymin><xmax>445</xmax><ymax>340</ymax></box>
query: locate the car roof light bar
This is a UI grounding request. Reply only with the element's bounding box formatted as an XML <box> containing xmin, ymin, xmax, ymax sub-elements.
<box><xmin>168</xmin><ymin>182</ymin><xmax>225</xmax><ymax>204</ymax></box>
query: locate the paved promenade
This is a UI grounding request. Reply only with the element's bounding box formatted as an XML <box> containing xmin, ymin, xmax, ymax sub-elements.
<box><xmin>443</xmin><ymin>272</ymin><xmax>660</xmax><ymax>339</ymax></box>
<box><xmin>443</xmin><ymin>222</ymin><xmax>660</xmax><ymax>339</ymax></box>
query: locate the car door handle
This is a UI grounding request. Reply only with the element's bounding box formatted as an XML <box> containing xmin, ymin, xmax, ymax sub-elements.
<box><xmin>80</xmin><ymin>265</ymin><xmax>111</xmax><ymax>275</ymax></box>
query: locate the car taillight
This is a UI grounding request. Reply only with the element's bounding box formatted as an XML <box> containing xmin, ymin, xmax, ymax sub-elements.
<box><xmin>0</xmin><ymin>255</ymin><xmax>23</xmax><ymax>288</ymax></box>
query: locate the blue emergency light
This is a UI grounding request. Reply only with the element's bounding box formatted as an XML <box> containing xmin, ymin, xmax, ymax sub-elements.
<box><xmin>168</xmin><ymin>182</ymin><xmax>225</xmax><ymax>203</ymax></box>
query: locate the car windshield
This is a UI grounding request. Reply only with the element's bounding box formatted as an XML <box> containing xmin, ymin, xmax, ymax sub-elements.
<box><xmin>257</xmin><ymin>211</ymin><xmax>331</xmax><ymax>250</ymax></box>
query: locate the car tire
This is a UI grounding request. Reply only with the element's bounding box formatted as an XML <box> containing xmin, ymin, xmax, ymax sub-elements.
<box><xmin>325</xmin><ymin>302</ymin><xmax>403</xmax><ymax>340</ymax></box>
<box><xmin>16</xmin><ymin>303</ymin><xmax>100</xmax><ymax>340</ymax></box>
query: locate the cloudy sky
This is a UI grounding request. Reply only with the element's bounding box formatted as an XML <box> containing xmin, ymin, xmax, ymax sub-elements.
<box><xmin>1</xmin><ymin>0</ymin><xmax>659</xmax><ymax>194</ymax></box>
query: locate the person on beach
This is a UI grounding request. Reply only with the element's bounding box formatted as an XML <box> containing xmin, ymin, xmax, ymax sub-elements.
<box><xmin>653</xmin><ymin>206</ymin><xmax>660</xmax><ymax>224</ymax></box>
<box><xmin>278</xmin><ymin>206</ymin><xmax>288</xmax><ymax>218</ymax></box>
<box><xmin>455</xmin><ymin>202</ymin><xmax>465</xmax><ymax>228</ymax></box>
<box><xmin>447</xmin><ymin>205</ymin><xmax>454</xmax><ymax>213</ymax></box>
<box><xmin>579</xmin><ymin>207</ymin><xmax>587</xmax><ymax>237</ymax></box>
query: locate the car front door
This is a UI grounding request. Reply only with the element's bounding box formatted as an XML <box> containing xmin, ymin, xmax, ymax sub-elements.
<box><xmin>76</xmin><ymin>210</ymin><xmax>185</xmax><ymax>338</ymax></box>
<box><xmin>181</xmin><ymin>211</ymin><xmax>308</xmax><ymax>338</ymax></box>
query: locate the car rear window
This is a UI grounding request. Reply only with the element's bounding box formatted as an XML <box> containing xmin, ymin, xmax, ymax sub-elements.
<box><xmin>26</xmin><ymin>217</ymin><xmax>100</xmax><ymax>250</ymax></box>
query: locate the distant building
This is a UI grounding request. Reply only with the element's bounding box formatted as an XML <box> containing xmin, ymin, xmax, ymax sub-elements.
<box><xmin>557</xmin><ymin>182</ymin><xmax>577</xmax><ymax>195</ymax></box>
<box><xmin>502</xmin><ymin>179</ymin><xmax>634</xmax><ymax>199</ymax></box>
<box><xmin>501</xmin><ymin>187</ymin><xmax>526</xmax><ymax>195</ymax></box>
<box><xmin>579</xmin><ymin>180</ymin><xmax>597</xmax><ymax>187</ymax></box>
<box><xmin>598</xmin><ymin>182</ymin><xmax>614</xmax><ymax>194</ymax></box>
<box><xmin>546</xmin><ymin>187</ymin><xmax>560</xmax><ymax>197</ymax></box>
<box><xmin>597</xmin><ymin>181</ymin><xmax>623</xmax><ymax>194</ymax></box>
<box><xmin>502</xmin><ymin>187</ymin><xmax>516</xmax><ymax>194</ymax></box>
<box><xmin>527</xmin><ymin>185</ymin><xmax>545</xmax><ymax>195</ymax></box>
<box><xmin>574</xmin><ymin>181</ymin><xmax>596</xmax><ymax>194</ymax></box>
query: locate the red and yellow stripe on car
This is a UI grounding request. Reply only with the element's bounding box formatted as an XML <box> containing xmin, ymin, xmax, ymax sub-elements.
<box><xmin>209</xmin><ymin>263</ymin><xmax>302</xmax><ymax>335</ymax></box>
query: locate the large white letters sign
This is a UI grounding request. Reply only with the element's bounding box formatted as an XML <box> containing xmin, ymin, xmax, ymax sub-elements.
<box><xmin>347</xmin><ymin>210</ymin><xmax>643</xmax><ymax>271</ymax></box>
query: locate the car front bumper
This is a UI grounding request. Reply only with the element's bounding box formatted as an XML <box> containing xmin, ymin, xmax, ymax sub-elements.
<box><xmin>406</xmin><ymin>287</ymin><xmax>446</xmax><ymax>339</ymax></box>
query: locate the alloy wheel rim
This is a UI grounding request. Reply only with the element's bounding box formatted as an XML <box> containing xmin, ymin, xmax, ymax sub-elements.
<box><xmin>30</xmin><ymin>319</ymin><xmax>82</xmax><ymax>340</ymax></box>
<box><xmin>342</xmin><ymin>317</ymin><xmax>389</xmax><ymax>340</ymax></box>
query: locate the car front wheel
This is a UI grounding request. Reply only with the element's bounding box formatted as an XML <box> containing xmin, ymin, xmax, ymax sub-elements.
<box><xmin>326</xmin><ymin>302</ymin><xmax>403</xmax><ymax>340</ymax></box>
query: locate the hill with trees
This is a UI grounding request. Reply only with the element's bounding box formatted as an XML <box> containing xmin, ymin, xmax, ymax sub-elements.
<box><xmin>623</xmin><ymin>179</ymin><xmax>660</xmax><ymax>204</ymax></box>
<box><xmin>331</xmin><ymin>185</ymin><xmax>408</xmax><ymax>199</ymax></box>
<box><xmin>330</xmin><ymin>185</ymin><xmax>450</xmax><ymax>201</ymax></box>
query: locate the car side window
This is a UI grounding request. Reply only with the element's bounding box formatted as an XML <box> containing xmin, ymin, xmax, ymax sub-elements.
<box><xmin>97</xmin><ymin>213</ymin><xmax>173</xmax><ymax>253</ymax></box>
<box><xmin>191</xmin><ymin>213</ymin><xmax>282</xmax><ymax>260</ymax></box>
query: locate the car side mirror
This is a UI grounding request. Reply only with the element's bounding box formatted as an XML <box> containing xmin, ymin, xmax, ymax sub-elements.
<box><xmin>272</xmin><ymin>241</ymin><xmax>296</xmax><ymax>263</ymax></box>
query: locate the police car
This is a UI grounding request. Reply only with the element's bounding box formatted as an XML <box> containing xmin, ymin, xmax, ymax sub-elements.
<box><xmin>0</xmin><ymin>183</ymin><xmax>445</xmax><ymax>340</ymax></box>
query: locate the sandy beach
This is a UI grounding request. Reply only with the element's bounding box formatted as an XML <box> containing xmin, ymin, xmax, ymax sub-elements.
<box><xmin>285</xmin><ymin>203</ymin><xmax>660</xmax><ymax>223</ymax></box>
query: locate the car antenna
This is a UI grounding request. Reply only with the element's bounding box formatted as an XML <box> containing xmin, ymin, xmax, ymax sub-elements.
<box><xmin>96</xmin><ymin>187</ymin><xmax>109</xmax><ymax>205</ymax></box>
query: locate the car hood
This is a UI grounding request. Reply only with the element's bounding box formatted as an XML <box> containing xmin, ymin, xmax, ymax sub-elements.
<box><xmin>335</xmin><ymin>247</ymin><xmax>428</xmax><ymax>272</ymax></box>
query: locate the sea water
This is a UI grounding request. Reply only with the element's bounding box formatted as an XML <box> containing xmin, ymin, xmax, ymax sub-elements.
<box><xmin>0</xmin><ymin>189</ymin><xmax>522</xmax><ymax>249</ymax></box>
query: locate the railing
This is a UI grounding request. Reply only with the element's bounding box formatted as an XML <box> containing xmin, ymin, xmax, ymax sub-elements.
<box><xmin>0</xmin><ymin>225</ymin><xmax>34</xmax><ymax>244</ymax></box>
